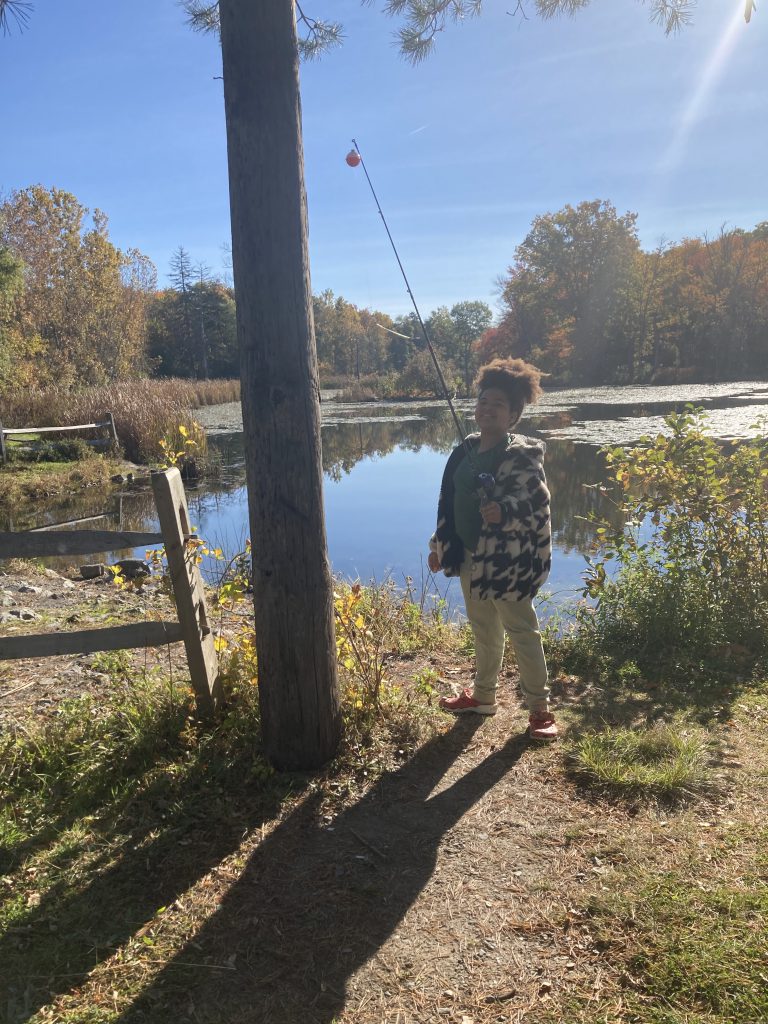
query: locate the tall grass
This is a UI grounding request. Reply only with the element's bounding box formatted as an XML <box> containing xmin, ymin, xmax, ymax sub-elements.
<box><xmin>1</xmin><ymin>378</ymin><xmax>240</xmax><ymax>463</ymax></box>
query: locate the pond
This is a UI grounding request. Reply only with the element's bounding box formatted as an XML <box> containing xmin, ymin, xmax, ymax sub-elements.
<box><xmin>8</xmin><ymin>380</ymin><xmax>768</xmax><ymax>617</ymax></box>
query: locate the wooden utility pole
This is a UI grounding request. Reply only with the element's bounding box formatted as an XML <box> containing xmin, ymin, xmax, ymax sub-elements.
<box><xmin>218</xmin><ymin>0</ymin><xmax>341</xmax><ymax>769</ymax></box>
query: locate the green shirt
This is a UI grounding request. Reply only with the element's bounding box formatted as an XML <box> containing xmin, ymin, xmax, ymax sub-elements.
<box><xmin>453</xmin><ymin>439</ymin><xmax>506</xmax><ymax>554</ymax></box>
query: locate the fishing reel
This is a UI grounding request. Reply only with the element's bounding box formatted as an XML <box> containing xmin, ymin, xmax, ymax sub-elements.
<box><xmin>476</xmin><ymin>471</ymin><xmax>496</xmax><ymax>507</ymax></box>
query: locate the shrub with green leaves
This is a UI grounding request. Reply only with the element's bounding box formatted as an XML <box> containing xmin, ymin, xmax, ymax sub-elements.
<box><xmin>582</xmin><ymin>409</ymin><xmax>768</xmax><ymax>668</ymax></box>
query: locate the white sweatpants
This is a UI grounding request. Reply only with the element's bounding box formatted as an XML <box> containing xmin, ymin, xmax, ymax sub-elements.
<box><xmin>460</xmin><ymin>555</ymin><xmax>550</xmax><ymax>712</ymax></box>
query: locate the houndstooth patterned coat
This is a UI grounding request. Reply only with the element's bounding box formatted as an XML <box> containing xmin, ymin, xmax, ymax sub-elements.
<box><xmin>429</xmin><ymin>433</ymin><xmax>552</xmax><ymax>602</ymax></box>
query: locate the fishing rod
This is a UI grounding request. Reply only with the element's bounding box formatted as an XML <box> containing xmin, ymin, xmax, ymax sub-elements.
<box><xmin>346</xmin><ymin>139</ymin><xmax>481</xmax><ymax>474</ymax></box>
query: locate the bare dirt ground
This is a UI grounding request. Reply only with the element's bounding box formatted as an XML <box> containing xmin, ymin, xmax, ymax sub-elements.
<box><xmin>114</xmin><ymin>718</ymin><xmax>614</xmax><ymax>1024</ymax></box>
<box><xmin>0</xmin><ymin>561</ymin><xmax>187</xmax><ymax>727</ymax></box>
<box><xmin>2</xmin><ymin>562</ymin><xmax>760</xmax><ymax>1024</ymax></box>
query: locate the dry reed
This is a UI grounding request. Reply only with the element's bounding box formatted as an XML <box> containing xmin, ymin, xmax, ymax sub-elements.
<box><xmin>1</xmin><ymin>378</ymin><xmax>240</xmax><ymax>463</ymax></box>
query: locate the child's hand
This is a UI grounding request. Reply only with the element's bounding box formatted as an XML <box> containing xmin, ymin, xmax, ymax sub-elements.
<box><xmin>427</xmin><ymin>551</ymin><xmax>441</xmax><ymax>573</ymax></box>
<box><xmin>480</xmin><ymin>501</ymin><xmax>502</xmax><ymax>525</ymax></box>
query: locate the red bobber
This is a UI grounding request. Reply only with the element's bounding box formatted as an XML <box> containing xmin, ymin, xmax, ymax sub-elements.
<box><xmin>345</xmin><ymin>149</ymin><xmax>361</xmax><ymax>167</ymax></box>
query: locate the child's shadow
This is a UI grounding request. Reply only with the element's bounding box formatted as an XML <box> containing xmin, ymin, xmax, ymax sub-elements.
<box><xmin>118</xmin><ymin>717</ymin><xmax>531</xmax><ymax>1023</ymax></box>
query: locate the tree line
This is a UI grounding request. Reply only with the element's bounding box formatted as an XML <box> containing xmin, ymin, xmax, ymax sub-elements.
<box><xmin>480</xmin><ymin>200</ymin><xmax>768</xmax><ymax>386</ymax></box>
<box><xmin>2</xmin><ymin>187</ymin><xmax>767</xmax><ymax>396</ymax></box>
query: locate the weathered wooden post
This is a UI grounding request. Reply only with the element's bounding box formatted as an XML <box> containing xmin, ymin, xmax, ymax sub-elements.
<box><xmin>0</xmin><ymin>421</ymin><xmax>6</xmax><ymax>464</ymax></box>
<box><xmin>105</xmin><ymin>411</ymin><xmax>119</xmax><ymax>446</ymax></box>
<box><xmin>151</xmin><ymin>468</ymin><xmax>222</xmax><ymax>716</ymax></box>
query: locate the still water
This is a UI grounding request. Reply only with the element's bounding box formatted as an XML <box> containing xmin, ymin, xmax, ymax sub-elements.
<box><xmin>10</xmin><ymin>381</ymin><xmax>768</xmax><ymax>615</ymax></box>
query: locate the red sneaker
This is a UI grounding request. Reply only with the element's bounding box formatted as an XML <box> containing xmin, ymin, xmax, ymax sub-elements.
<box><xmin>528</xmin><ymin>712</ymin><xmax>559</xmax><ymax>741</ymax></box>
<box><xmin>439</xmin><ymin>688</ymin><xmax>497</xmax><ymax>716</ymax></box>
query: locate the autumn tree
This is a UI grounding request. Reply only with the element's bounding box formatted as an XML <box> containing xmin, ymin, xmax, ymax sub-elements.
<box><xmin>498</xmin><ymin>200</ymin><xmax>641</xmax><ymax>383</ymax></box>
<box><xmin>448</xmin><ymin>300</ymin><xmax>493</xmax><ymax>392</ymax></box>
<box><xmin>0</xmin><ymin>244</ymin><xmax>24</xmax><ymax>385</ymax></box>
<box><xmin>653</xmin><ymin>228</ymin><xmax>768</xmax><ymax>380</ymax></box>
<box><xmin>312</xmin><ymin>291</ymin><xmax>395</xmax><ymax>381</ymax></box>
<box><xmin>0</xmin><ymin>185</ymin><xmax>156</xmax><ymax>390</ymax></box>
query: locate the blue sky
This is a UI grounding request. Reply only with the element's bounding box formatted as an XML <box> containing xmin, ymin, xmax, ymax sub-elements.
<box><xmin>1</xmin><ymin>1</ymin><xmax>765</xmax><ymax>317</ymax></box>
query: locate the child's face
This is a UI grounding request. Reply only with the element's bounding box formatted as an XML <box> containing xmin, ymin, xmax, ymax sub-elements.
<box><xmin>474</xmin><ymin>387</ymin><xmax>521</xmax><ymax>434</ymax></box>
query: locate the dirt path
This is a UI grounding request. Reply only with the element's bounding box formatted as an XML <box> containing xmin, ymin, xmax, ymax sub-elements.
<box><xmin>1</xmin><ymin>562</ymin><xmax>614</xmax><ymax>1022</ymax></box>
<box><xmin>5</xmin><ymin>561</ymin><xmax>755</xmax><ymax>1024</ymax></box>
<box><xmin>108</xmin><ymin>710</ymin><xmax>616</xmax><ymax>1024</ymax></box>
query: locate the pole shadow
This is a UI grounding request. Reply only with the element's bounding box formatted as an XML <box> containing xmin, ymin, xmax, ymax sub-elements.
<box><xmin>115</xmin><ymin>718</ymin><xmax>533</xmax><ymax>1023</ymax></box>
<box><xmin>2</xmin><ymin>764</ymin><xmax>293</xmax><ymax>1023</ymax></box>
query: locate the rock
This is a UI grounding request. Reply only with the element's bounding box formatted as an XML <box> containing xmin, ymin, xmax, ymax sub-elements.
<box><xmin>17</xmin><ymin>584</ymin><xmax>47</xmax><ymax>595</ymax></box>
<box><xmin>0</xmin><ymin>595</ymin><xmax>15</xmax><ymax>608</ymax></box>
<box><xmin>61</xmin><ymin>580</ymin><xmax>76</xmax><ymax>590</ymax></box>
<box><xmin>112</xmin><ymin>559</ymin><xmax>151</xmax><ymax>579</ymax></box>
<box><xmin>111</xmin><ymin>473</ymin><xmax>127</xmax><ymax>484</ymax></box>
<box><xmin>80</xmin><ymin>563</ymin><xmax>106</xmax><ymax>580</ymax></box>
<box><xmin>0</xmin><ymin>607</ymin><xmax>36</xmax><ymax>622</ymax></box>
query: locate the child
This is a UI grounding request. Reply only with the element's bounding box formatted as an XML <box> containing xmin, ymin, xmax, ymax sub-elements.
<box><xmin>427</xmin><ymin>358</ymin><xmax>557</xmax><ymax>741</ymax></box>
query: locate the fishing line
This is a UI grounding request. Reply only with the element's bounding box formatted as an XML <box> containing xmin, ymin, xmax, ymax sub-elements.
<box><xmin>346</xmin><ymin>139</ymin><xmax>476</xmax><ymax>467</ymax></box>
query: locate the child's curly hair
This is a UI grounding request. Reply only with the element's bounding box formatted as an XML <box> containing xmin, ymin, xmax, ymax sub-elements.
<box><xmin>474</xmin><ymin>358</ymin><xmax>543</xmax><ymax>410</ymax></box>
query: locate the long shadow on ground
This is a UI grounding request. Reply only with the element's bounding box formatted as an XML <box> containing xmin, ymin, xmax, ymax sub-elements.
<box><xmin>1</xmin><ymin>764</ymin><xmax>293</xmax><ymax>1023</ymax></box>
<box><xmin>115</xmin><ymin>718</ymin><xmax>533</xmax><ymax>1024</ymax></box>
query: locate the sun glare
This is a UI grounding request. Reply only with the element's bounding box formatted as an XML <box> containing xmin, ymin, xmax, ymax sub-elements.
<box><xmin>658</xmin><ymin>4</ymin><xmax>746</xmax><ymax>175</ymax></box>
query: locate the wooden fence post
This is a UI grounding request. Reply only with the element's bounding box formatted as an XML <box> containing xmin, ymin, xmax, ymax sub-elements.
<box><xmin>0</xmin><ymin>421</ymin><xmax>6</xmax><ymax>464</ymax></box>
<box><xmin>104</xmin><ymin>411</ymin><xmax>119</xmax><ymax>445</ymax></box>
<box><xmin>151</xmin><ymin>468</ymin><xmax>221</xmax><ymax>716</ymax></box>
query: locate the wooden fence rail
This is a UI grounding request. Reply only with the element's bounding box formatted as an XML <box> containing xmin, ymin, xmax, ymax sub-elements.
<box><xmin>0</xmin><ymin>412</ymin><xmax>118</xmax><ymax>463</ymax></box>
<box><xmin>0</xmin><ymin>467</ymin><xmax>221</xmax><ymax>715</ymax></box>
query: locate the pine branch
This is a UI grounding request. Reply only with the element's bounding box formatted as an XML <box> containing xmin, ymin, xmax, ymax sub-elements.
<box><xmin>0</xmin><ymin>0</ymin><xmax>33</xmax><ymax>35</ymax></box>
<box><xmin>296</xmin><ymin>2</ymin><xmax>344</xmax><ymax>60</ymax></box>
<box><xmin>180</xmin><ymin>2</ymin><xmax>344</xmax><ymax>58</ymax></box>
<box><xmin>535</xmin><ymin>0</ymin><xmax>695</xmax><ymax>34</ymax></box>
<box><xmin>180</xmin><ymin>1</ymin><xmax>220</xmax><ymax>35</ymax></box>
<box><xmin>374</xmin><ymin>1</ymin><xmax>484</xmax><ymax>65</ymax></box>
<box><xmin>645</xmin><ymin>0</ymin><xmax>696</xmax><ymax>34</ymax></box>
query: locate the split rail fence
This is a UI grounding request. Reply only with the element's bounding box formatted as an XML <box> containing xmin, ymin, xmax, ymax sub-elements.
<box><xmin>0</xmin><ymin>412</ymin><xmax>119</xmax><ymax>463</ymax></box>
<box><xmin>0</xmin><ymin>467</ymin><xmax>221</xmax><ymax>714</ymax></box>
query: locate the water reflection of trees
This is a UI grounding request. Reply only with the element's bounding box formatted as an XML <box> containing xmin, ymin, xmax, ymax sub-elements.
<box><xmin>543</xmin><ymin>441</ymin><xmax>622</xmax><ymax>552</ymax></box>
<box><xmin>0</xmin><ymin>486</ymin><xmax>160</xmax><ymax>535</ymax></box>
<box><xmin>320</xmin><ymin>408</ymin><xmax>623</xmax><ymax>555</ymax></box>
<box><xmin>321</xmin><ymin>407</ymin><xmax>456</xmax><ymax>481</ymax></box>
<box><xmin>3</xmin><ymin>411</ymin><xmax>626</xmax><ymax>567</ymax></box>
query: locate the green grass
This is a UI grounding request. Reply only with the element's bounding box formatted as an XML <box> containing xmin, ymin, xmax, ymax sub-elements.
<box><xmin>566</xmin><ymin>724</ymin><xmax>714</xmax><ymax>801</ymax></box>
<box><xmin>0</xmin><ymin>668</ymin><xmax>289</xmax><ymax>1019</ymax></box>
<box><xmin>584</xmin><ymin>859</ymin><xmax>768</xmax><ymax>1024</ymax></box>
<box><xmin>0</xmin><ymin>574</ymin><xmax>453</xmax><ymax>1022</ymax></box>
<box><xmin>0</xmin><ymin>454</ymin><xmax>126</xmax><ymax>510</ymax></box>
